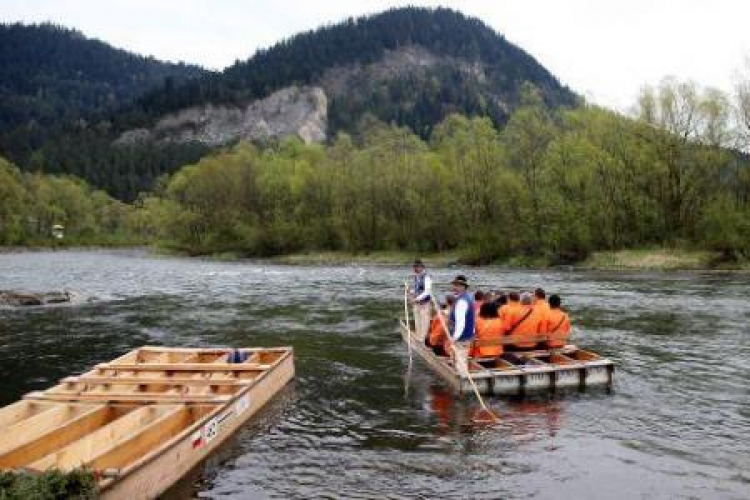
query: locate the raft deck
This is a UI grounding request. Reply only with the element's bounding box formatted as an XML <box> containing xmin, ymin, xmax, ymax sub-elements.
<box><xmin>401</xmin><ymin>320</ymin><xmax>614</xmax><ymax>395</ymax></box>
<box><xmin>0</xmin><ymin>346</ymin><xmax>295</xmax><ymax>500</ymax></box>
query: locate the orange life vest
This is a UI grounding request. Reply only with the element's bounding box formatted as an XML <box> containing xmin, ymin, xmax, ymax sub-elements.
<box><xmin>428</xmin><ymin>313</ymin><xmax>447</xmax><ymax>347</ymax></box>
<box><xmin>471</xmin><ymin>317</ymin><xmax>504</xmax><ymax>357</ymax></box>
<box><xmin>510</xmin><ymin>305</ymin><xmax>545</xmax><ymax>349</ymax></box>
<box><xmin>534</xmin><ymin>298</ymin><xmax>550</xmax><ymax>318</ymax></box>
<box><xmin>500</xmin><ymin>301</ymin><xmax>522</xmax><ymax>332</ymax></box>
<box><xmin>545</xmin><ymin>308</ymin><xmax>570</xmax><ymax>348</ymax></box>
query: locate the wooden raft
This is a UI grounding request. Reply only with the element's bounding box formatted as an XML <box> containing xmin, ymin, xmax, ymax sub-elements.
<box><xmin>0</xmin><ymin>346</ymin><xmax>295</xmax><ymax>500</ymax></box>
<box><xmin>401</xmin><ymin>320</ymin><xmax>614</xmax><ymax>395</ymax></box>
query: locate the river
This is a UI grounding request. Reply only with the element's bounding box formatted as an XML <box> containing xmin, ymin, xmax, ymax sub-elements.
<box><xmin>1</xmin><ymin>250</ymin><xmax>748</xmax><ymax>499</ymax></box>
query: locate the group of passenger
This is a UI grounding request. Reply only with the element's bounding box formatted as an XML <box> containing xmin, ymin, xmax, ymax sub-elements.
<box><xmin>409</xmin><ymin>259</ymin><xmax>571</xmax><ymax>374</ymax></box>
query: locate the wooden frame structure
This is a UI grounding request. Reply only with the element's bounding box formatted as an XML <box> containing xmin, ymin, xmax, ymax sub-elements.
<box><xmin>401</xmin><ymin>320</ymin><xmax>614</xmax><ymax>395</ymax></box>
<box><xmin>0</xmin><ymin>346</ymin><xmax>295</xmax><ymax>499</ymax></box>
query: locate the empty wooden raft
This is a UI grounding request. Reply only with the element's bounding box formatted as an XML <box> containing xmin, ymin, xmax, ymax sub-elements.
<box><xmin>400</xmin><ymin>320</ymin><xmax>614</xmax><ymax>395</ymax></box>
<box><xmin>0</xmin><ymin>345</ymin><xmax>295</xmax><ymax>500</ymax></box>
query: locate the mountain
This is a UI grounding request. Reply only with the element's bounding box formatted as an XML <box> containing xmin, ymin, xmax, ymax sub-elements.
<box><xmin>0</xmin><ymin>23</ymin><xmax>207</xmax><ymax>154</ymax></box>
<box><xmin>0</xmin><ymin>8</ymin><xmax>577</xmax><ymax>200</ymax></box>
<box><xmin>121</xmin><ymin>7</ymin><xmax>576</xmax><ymax>143</ymax></box>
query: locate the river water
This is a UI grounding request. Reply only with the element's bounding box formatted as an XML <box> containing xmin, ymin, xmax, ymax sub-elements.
<box><xmin>0</xmin><ymin>250</ymin><xmax>748</xmax><ymax>499</ymax></box>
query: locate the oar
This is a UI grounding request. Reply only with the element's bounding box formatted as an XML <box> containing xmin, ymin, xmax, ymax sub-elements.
<box><xmin>430</xmin><ymin>294</ymin><xmax>499</xmax><ymax>423</ymax></box>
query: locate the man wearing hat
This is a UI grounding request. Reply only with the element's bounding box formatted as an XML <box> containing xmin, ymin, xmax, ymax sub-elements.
<box><xmin>410</xmin><ymin>259</ymin><xmax>433</xmax><ymax>342</ymax></box>
<box><xmin>449</xmin><ymin>274</ymin><xmax>475</xmax><ymax>375</ymax></box>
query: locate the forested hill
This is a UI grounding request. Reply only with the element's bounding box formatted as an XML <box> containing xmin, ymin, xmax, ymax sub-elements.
<box><xmin>0</xmin><ymin>8</ymin><xmax>577</xmax><ymax>200</ymax></box>
<box><xmin>130</xmin><ymin>7</ymin><xmax>577</xmax><ymax>136</ymax></box>
<box><xmin>0</xmin><ymin>23</ymin><xmax>206</xmax><ymax>139</ymax></box>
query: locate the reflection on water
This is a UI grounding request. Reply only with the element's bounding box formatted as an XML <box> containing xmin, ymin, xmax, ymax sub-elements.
<box><xmin>1</xmin><ymin>251</ymin><xmax>749</xmax><ymax>499</ymax></box>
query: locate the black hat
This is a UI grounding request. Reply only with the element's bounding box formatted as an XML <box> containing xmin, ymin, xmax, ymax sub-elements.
<box><xmin>451</xmin><ymin>275</ymin><xmax>469</xmax><ymax>287</ymax></box>
<box><xmin>413</xmin><ymin>259</ymin><xmax>424</xmax><ymax>267</ymax></box>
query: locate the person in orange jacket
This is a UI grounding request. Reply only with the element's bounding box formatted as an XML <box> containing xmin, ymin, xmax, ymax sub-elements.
<box><xmin>500</xmin><ymin>291</ymin><xmax>521</xmax><ymax>328</ymax></box>
<box><xmin>473</xmin><ymin>290</ymin><xmax>485</xmax><ymax>316</ymax></box>
<box><xmin>471</xmin><ymin>300</ymin><xmax>504</xmax><ymax>358</ymax></box>
<box><xmin>507</xmin><ymin>292</ymin><xmax>545</xmax><ymax>350</ymax></box>
<box><xmin>427</xmin><ymin>295</ymin><xmax>454</xmax><ymax>356</ymax></box>
<box><xmin>534</xmin><ymin>288</ymin><xmax>550</xmax><ymax>317</ymax></box>
<box><xmin>544</xmin><ymin>294</ymin><xmax>571</xmax><ymax>348</ymax></box>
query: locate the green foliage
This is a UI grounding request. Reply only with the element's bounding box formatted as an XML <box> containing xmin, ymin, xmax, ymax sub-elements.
<box><xmin>140</xmin><ymin>89</ymin><xmax>750</xmax><ymax>263</ymax></box>
<box><xmin>2</xmin><ymin>71</ymin><xmax>749</xmax><ymax>263</ymax></box>
<box><xmin>0</xmin><ymin>157</ymin><xmax>26</xmax><ymax>244</ymax></box>
<box><xmin>698</xmin><ymin>195</ymin><xmax>750</xmax><ymax>259</ymax></box>
<box><xmin>0</xmin><ymin>469</ymin><xmax>97</xmax><ymax>500</ymax></box>
<box><xmin>0</xmin><ymin>155</ymin><xmax>144</xmax><ymax>246</ymax></box>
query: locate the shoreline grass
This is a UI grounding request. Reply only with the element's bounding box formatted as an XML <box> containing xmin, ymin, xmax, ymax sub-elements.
<box><xmin>2</xmin><ymin>245</ymin><xmax>748</xmax><ymax>271</ymax></box>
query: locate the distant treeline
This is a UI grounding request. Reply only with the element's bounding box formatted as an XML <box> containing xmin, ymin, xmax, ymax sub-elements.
<box><xmin>137</xmin><ymin>82</ymin><xmax>750</xmax><ymax>262</ymax></box>
<box><xmin>2</xmin><ymin>80</ymin><xmax>749</xmax><ymax>262</ymax></box>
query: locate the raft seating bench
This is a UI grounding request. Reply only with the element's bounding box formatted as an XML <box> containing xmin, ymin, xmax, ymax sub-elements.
<box><xmin>33</xmin><ymin>348</ymin><xmax>289</xmax><ymax>404</ymax></box>
<box><xmin>465</xmin><ymin>334</ymin><xmax>613</xmax><ymax>388</ymax></box>
<box><xmin>443</xmin><ymin>332</ymin><xmax>580</xmax><ymax>373</ymax></box>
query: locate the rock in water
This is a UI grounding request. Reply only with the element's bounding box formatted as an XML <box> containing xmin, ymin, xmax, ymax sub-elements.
<box><xmin>41</xmin><ymin>291</ymin><xmax>71</xmax><ymax>304</ymax></box>
<box><xmin>0</xmin><ymin>290</ymin><xmax>72</xmax><ymax>306</ymax></box>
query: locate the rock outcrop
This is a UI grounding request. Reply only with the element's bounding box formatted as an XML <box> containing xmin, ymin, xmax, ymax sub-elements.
<box><xmin>1</xmin><ymin>290</ymin><xmax>72</xmax><ymax>306</ymax></box>
<box><xmin>320</xmin><ymin>45</ymin><xmax>487</xmax><ymax>97</ymax></box>
<box><xmin>116</xmin><ymin>85</ymin><xmax>327</xmax><ymax>147</ymax></box>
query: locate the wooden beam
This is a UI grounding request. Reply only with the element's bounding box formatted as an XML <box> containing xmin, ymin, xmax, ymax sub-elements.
<box><xmin>28</xmin><ymin>405</ymin><xmax>184</xmax><ymax>471</ymax></box>
<box><xmin>0</xmin><ymin>404</ymin><xmax>110</xmax><ymax>468</ymax></box>
<box><xmin>62</xmin><ymin>376</ymin><xmax>253</xmax><ymax>387</ymax></box>
<box><xmin>94</xmin><ymin>363</ymin><xmax>272</xmax><ymax>372</ymax></box>
<box><xmin>26</xmin><ymin>392</ymin><xmax>231</xmax><ymax>404</ymax></box>
<box><xmin>0</xmin><ymin>401</ymin><xmax>50</xmax><ymax>429</ymax></box>
<box><xmin>88</xmin><ymin>406</ymin><xmax>192</xmax><ymax>471</ymax></box>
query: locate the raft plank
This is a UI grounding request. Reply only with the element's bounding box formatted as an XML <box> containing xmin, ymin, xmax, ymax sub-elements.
<box><xmin>0</xmin><ymin>404</ymin><xmax>111</xmax><ymax>468</ymax></box>
<box><xmin>62</xmin><ymin>375</ymin><xmax>252</xmax><ymax>386</ymax></box>
<box><xmin>29</xmin><ymin>405</ymin><xmax>185</xmax><ymax>471</ymax></box>
<box><xmin>88</xmin><ymin>407</ymin><xmax>193</xmax><ymax>471</ymax></box>
<box><xmin>26</xmin><ymin>392</ymin><xmax>232</xmax><ymax>404</ymax></box>
<box><xmin>0</xmin><ymin>400</ymin><xmax>53</xmax><ymax>430</ymax></box>
<box><xmin>94</xmin><ymin>363</ymin><xmax>272</xmax><ymax>372</ymax></box>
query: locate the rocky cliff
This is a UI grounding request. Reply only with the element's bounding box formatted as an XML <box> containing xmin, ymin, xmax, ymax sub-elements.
<box><xmin>116</xmin><ymin>85</ymin><xmax>327</xmax><ymax>146</ymax></box>
<box><xmin>115</xmin><ymin>46</ymin><xmax>499</xmax><ymax>147</ymax></box>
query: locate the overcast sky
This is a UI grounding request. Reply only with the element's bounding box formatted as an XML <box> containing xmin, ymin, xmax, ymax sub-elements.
<box><xmin>3</xmin><ymin>0</ymin><xmax>749</xmax><ymax>111</ymax></box>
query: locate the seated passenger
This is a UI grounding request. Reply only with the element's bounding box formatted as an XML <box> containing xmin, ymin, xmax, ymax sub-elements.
<box><xmin>473</xmin><ymin>290</ymin><xmax>485</xmax><ymax>315</ymax></box>
<box><xmin>427</xmin><ymin>295</ymin><xmax>453</xmax><ymax>356</ymax></box>
<box><xmin>471</xmin><ymin>301</ymin><xmax>504</xmax><ymax>358</ymax></box>
<box><xmin>507</xmin><ymin>292</ymin><xmax>545</xmax><ymax>350</ymax></box>
<box><xmin>500</xmin><ymin>291</ymin><xmax>521</xmax><ymax>325</ymax></box>
<box><xmin>496</xmin><ymin>293</ymin><xmax>508</xmax><ymax>309</ymax></box>
<box><xmin>544</xmin><ymin>294</ymin><xmax>571</xmax><ymax>349</ymax></box>
<box><xmin>534</xmin><ymin>288</ymin><xmax>550</xmax><ymax>317</ymax></box>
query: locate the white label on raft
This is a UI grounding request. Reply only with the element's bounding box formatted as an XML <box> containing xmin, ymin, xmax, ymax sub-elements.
<box><xmin>235</xmin><ymin>395</ymin><xmax>250</xmax><ymax>415</ymax></box>
<box><xmin>203</xmin><ymin>417</ymin><xmax>220</xmax><ymax>443</ymax></box>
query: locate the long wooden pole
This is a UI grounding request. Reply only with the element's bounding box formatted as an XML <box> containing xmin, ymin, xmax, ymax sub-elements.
<box><xmin>404</xmin><ymin>281</ymin><xmax>413</xmax><ymax>364</ymax></box>
<box><xmin>430</xmin><ymin>294</ymin><xmax>499</xmax><ymax>422</ymax></box>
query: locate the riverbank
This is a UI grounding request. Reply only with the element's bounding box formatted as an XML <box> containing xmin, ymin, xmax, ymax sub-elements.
<box><xmin>580</xmin><ymin>249</ymin><xmax>749</xmax><ymax>271</ymax></box>
<box><xmin>267</xmin><ymin>248</ymin><xmax>749</xmax><ymax>271</ymax></box>
<box><xmin>0</xmin><ymin>245</ymin><xmax>149</xmax><ymax>255</ymax></box>
<box><xmin>2</xmin><ymin>246</ymin><xmax>748</xmax><ymax>271</ymax></box>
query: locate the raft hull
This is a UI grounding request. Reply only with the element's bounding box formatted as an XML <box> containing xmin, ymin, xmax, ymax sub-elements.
<box><xmin>0</xmin><ymin>346</ymin><xmax>295</xmax><ymax>500</ymax></box>
<box><xmin>401</xmin><ymin>321</ymin><xmax>613</xmax><ymax>395</ymax></box>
